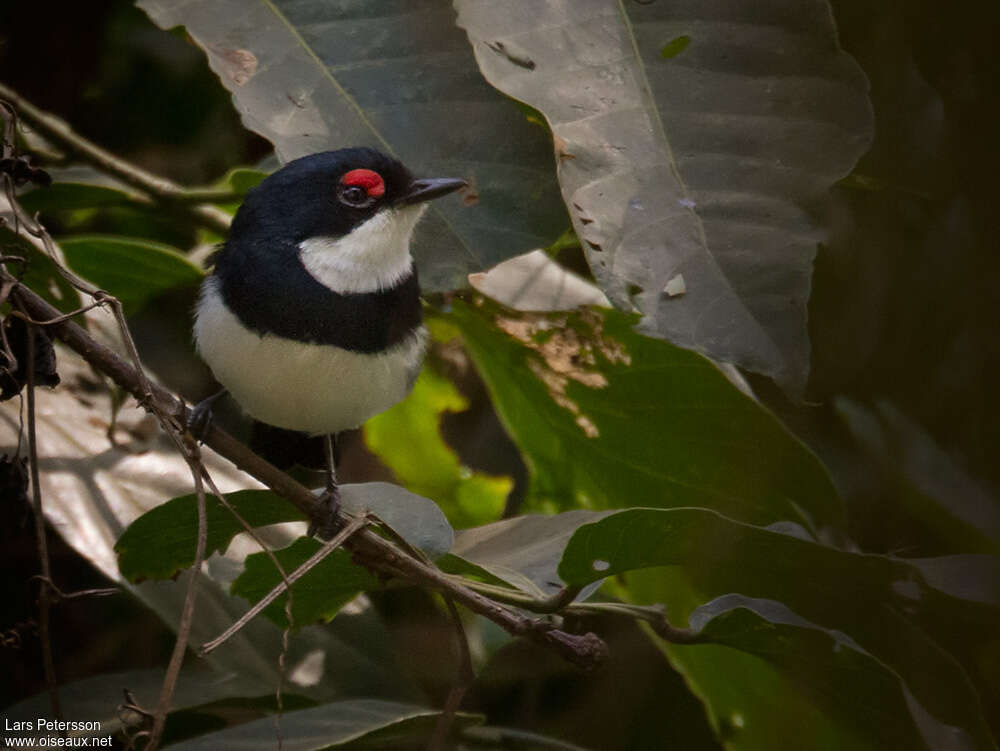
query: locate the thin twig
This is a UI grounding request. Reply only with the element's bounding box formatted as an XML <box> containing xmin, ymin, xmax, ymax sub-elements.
<box><xmin>23</xmin><ymin>322</ymin><xmax>64</xmax><ymax>728</ymax></box>
<box><xmin>8</xmin><ymin>299</ymin><xmax>107</xmax><ymax>327</ymax></box>
<box><xmin>3</xmin><ymin>174</ymin><xmax>101</xmax><ymax>300</ymax></box>
<box><xmin>451</xmin><ymin>578</ymin><xmax>700</xmax><ymax>644</ymax></box>
<box><xmin>28</xmin><ymin>576</ymin><xmax>119</xmax><ymax>601</ymax></box>
<box><xmin>200</xmin><ymin>513</ymin><xmax>369</xmax><ymax>655</ymax></box>
<box><xmin>146</xmin><ymin>449</ymin><xmax>209</xmax><ymax>751</ymax></box>
<box><xmin>428</xmin><ymin>596</ymin><xmax>475</xmax><ymax>751</ymax></box>
<box><xmin>0</xmin><ymin>83</ymin><xmax>232</xmax><ymax>234</ymax></box>
<box><xmin>196</xmin><ymin>466</ymin><xmax>295</xmax><ymax>751</ymax></box>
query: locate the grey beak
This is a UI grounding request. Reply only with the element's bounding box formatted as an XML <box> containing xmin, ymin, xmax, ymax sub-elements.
<box><xmin>396</xmin><ymin>177</ymin><xmax>468</xmax><ymax>206</ymax></box>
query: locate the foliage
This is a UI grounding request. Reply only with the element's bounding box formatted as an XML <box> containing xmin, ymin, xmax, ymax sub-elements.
<box><xmin>2</xmin><ymin>1</ymin><xmax>998</xmax><ymax>750</ymax></box>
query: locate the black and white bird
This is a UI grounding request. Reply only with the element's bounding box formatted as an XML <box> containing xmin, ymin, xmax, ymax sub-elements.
<box><xmin>193</xmin><ymin>148</ymin><xmax>466</xmax><ymax>533</ymax></box>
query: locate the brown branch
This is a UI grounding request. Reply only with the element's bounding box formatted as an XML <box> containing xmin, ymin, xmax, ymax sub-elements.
<box><xmin>0</xmin><ymin>83</ymin><xmax>232</xmax><ymax>234</ymax></box>
<box><xmin>4</xmin><ymin>276</ymin><xmax>608</xmax><ymax>670</ymax></box>
<box><xmin>450</xmin><ymin>579</ymin><xmax>701</xmax><ymax>645</ymax></box>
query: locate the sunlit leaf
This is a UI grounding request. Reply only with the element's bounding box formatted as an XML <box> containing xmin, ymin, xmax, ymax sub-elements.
<box><xmin>451</xmin><ymin>300</ymin><xmax>842</xmax><ymax>530</ymax></box>
<box><xmin>365</xmin><ymin>368</ymin><xmax>511</xmax><ymax>528</ymax></box>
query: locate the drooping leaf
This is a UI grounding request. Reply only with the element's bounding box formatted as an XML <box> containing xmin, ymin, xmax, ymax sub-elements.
<box><xmin>364</xmin><ymin>367</ymin><xmax>512</xmax><ymax>528</ymax></box>
<box><xmin>686</xmin><ymin>600</ymin><xmax>938</xmax><ymax>751</ymax></box>
<box><xmin>59</xmin><ymin>234</ymin><xmax>203</xmax><ymax>317</ymax></box>
<box><xmin>435</xmin><ymin>504</ymin><xmax>997</xmax><ymax>748</ymax></box>
<box><xmin>455</xmin><ymin>0</ymin><xmax>874</xmax><ymax>391</ymax></box>
<box><xmin>137</xmin><ymin>0</ymin><xmax>567</xmax><ymax>291</ymax></box>
<box><xmin>558</xmin><ymin>508</ymin><xmax>999</xmax><ymax>751</ymax></box>
<box><xmin>450</xmin><ymin>300</ymin><xmax>842</xmax><ymax>530</ymax></box>
<box><xmin>165</xmin><ymin>699</ymin><xmax>481</xmax><ymax>750</ymax></box>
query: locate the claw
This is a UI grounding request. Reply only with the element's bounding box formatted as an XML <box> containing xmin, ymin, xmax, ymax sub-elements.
<box><xmin>188</xmin><ymin>389</ymin><xmax>227</xmax><ymax>442</ymax></box>
<box><xmin>307</xmin><ymin>433</ymin><xmax>343</xmax><ymax>539</ymax></box>
<box><xmin>308</xmin><ymin>484</ymin><xmax>343</xmax><ymax>540</ymax></box>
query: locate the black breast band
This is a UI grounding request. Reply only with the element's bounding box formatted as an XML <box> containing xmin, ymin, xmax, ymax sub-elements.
<box><xmin>215</xmin><ymin>241</ymin><xmax>422</xmax><ymax>354</ymax></box>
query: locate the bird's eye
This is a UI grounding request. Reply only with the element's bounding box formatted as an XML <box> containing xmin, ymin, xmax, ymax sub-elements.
<box><xmin>339</xmin><ymin>184</ymin><xmax>371</xmax><ymax>207</ymax></box>
<box><xmin>338</xmin><ymin>168</ymin><xmax>385</xmax><ymax>209</ymax></box>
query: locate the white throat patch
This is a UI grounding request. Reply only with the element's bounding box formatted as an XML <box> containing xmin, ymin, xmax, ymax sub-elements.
<box><xmin>298</xmin><ymin>204</ymin><xmax>427</xmax><ymax>294</ymax></box>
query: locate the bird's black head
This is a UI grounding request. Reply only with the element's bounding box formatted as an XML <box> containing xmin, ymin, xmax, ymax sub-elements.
<box><xmin>228</xmin><ymin>147</ymin><xmax>465</xmax><ymax>245</ymax></box>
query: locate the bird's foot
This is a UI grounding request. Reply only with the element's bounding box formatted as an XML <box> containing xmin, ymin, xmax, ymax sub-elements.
<box><xmin>308</xmin><ymin>483</ymin><xmax>343</xmax><ymax>540</ymax></box>
<box><xmin>187</xmin><ymin>389</ymin><xmax>227</xmax><ymax>443</ymax></box>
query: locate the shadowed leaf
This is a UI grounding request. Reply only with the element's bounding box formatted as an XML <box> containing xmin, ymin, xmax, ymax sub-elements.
<box><xmin>455</xmin><ymin>0</ymin><xmax>874</xmax><ymax>391</ymax></box>
<box><xmin>137</xmin><ymin>0</ymin><xmax>568</xmax><ymax>291</ymax></box>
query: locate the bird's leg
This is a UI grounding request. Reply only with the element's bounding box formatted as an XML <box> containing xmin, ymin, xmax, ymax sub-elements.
<box><xmin>187</xmin><ymin>388</ymin><xmax>227</xmax><ymax>442</ymax></box>
<box><xmin>308</xmin><ymin>433</ymin><xmax>343</xmax><ymax>539</ymax></box>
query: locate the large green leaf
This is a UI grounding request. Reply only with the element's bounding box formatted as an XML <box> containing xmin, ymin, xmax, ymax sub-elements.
<box><xmin>137</xmin><ymin>0</ymin><xmax>567</xmax><ymax>291</ymax></box>
<box><xmin>687</xmin><ymin>599</ymin><xmax>974</xmax><ymax>751</ymax></box>
<box><xmin>450</xmin><ymin>301</ymin><xmax>842</xmax><ymax>530</ymax></box>
<box><xmin>559</xmin><ymin>508</ymin><xmax>999</xmax><ymax>751</ymax></box>
<box><xmin>437</xmin><ymin>506</ymin><xmax>997</xmax><ymax>749</ymax></box>
<box><xmin>59</xmin><ymin>234</ymin><xmax>203</xmax><ymax>317</ymax></box>
<box><xmin>455</xmin><ymin>0</ymin><xmax>874</xmax><ymax>391</ymax></box>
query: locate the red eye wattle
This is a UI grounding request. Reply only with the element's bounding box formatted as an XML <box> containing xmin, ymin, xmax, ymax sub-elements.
<box><xmin>340</xmin><ymin>168</ymin><xmax>385</xmax><ymax>198</ymax></box>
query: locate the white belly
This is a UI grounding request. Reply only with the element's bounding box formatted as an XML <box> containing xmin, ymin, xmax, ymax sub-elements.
<box><xmin>194</xmin><ymin>278</ymin><xmax>425</xmax><ymax>435</ymax></box>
